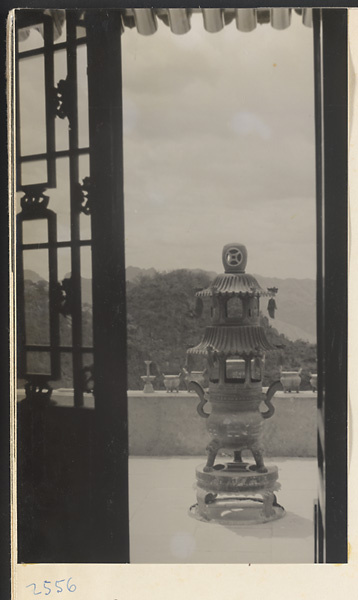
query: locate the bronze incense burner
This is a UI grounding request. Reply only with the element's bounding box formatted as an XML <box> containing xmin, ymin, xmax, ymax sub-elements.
<box><xmin>188</xmin><ymin>243</ymin><xmax>285</xmax><ymax>523</ymax></box>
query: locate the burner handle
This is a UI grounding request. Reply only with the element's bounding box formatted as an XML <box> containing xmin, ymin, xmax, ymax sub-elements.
<box><xmin>188</xmin><ymin>381</ymin><xmax>210</xmax><ymax>418</ymax></box>
<box><xmin>261</xmin><ymin>380</ymin><xmax>282</xmax><ymax>419</ymax></box>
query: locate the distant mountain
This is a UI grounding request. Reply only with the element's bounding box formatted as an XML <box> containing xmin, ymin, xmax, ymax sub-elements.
<box><xmin>267</xmin><ymin>317</ymin><xmax>316</xmax><ymax>344</ymax></box>
<box><xmin>124</xmin><ymin>267</ymin><xmax>316</xmax><ymax>343</ymax></box>
<box><xmin>24</xmin><ymin>267</ymin><xmax>317</xmax><ymax>343</ymax></box>
<box><xmin>81</xmin><ymin>277</ymin><xmax>92</xmax><ymax>307</ymax></box>
<box><xmin>254</xmin><ymin>275</ymin><xmax>316</xmax><ymax>343</ymax></box>
<box><xmin>126</xmin><ymin>266</ymin><xmax>156</xmax><ymax>282</ymax></box>
<box><xmin>126</xmin><ymin>266</ymin><xmax>218</xmax><ymax>283</ymax></box>
<box><xmin>190</xmin><ymin>268</ymin><xmax>218</xmax><ymax>280</ymax></box>
<box><xmin>24</xmin><ymin>269</ymin><xmax>45</xmax><ymax>283</ymax></box>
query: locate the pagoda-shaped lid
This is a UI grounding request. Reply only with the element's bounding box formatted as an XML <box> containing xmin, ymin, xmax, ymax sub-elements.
<box><xmin>196</xmin><ymin>243</ymin><xmax>268</xmax><ymax>298</ymax></box>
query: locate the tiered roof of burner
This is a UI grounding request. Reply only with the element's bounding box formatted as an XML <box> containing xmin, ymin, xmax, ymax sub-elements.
<box><xmin>187</xmin><ymin>325</ymin><xmax>274</xmax><ymax>356</ymax></box>
<box><xmin>195</xmin><ymin>272</ymin><xmax>269</xmax><ymax>298</ymax></box>
<box><xmin>188</xmin><ymin>243</ymin><xmax>274</xmax><ymax>357</ymax></box>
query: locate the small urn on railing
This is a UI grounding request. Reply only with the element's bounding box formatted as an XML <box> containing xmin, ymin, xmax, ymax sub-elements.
<box><xmin>309</xmin><ymin>372</ymin><xmax>317</xmax><ymax>392</ymax></box>
<box><xmin>141</xmin><ymin>360</ymin><xmax>156</xmax><ymax>393</ymax></box>
<box><xmin>279</xmin><ymin>368</ymin><xmax>302</xmax><ymax>393</ymax></box>
<box><xmin>162</xmin><ymin>373</ymin><xmax>181</xmax><ymax>393</ymax></box>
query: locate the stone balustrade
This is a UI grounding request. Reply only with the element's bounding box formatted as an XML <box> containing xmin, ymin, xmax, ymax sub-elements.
<box><xmin>18</xmin><ymin>389</ymin><xmax>317</xmax><ymax>457</ymax></box>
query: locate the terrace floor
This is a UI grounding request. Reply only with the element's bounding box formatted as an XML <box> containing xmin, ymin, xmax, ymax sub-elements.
<box><xmin>129</xmin><ymin>456</ymin><xmax>317</xmax><ymax>564</ymax></box>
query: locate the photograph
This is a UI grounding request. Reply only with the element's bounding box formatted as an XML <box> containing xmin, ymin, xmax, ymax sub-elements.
<box><xmin>10</xmin><ymin>5</ymin><xmax>347</xmax><ymax>575</ymax></box>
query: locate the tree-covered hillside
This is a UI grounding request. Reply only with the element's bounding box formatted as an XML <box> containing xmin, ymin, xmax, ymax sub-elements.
<box><xmin>127</xmin><ymin>270</ymin><xmax>317</xmax><ymax>390</ymax></box>
<box><xmin>126</xmin><ymin>269</ymin><xmax>212</xmax><ymax>389</ymax></box>
<box><xmin>19</xmin><ymin>270</ymin><xmax>317</xmax><ymax>391</ymax></box>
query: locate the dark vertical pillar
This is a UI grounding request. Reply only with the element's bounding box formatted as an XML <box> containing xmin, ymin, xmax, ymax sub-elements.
<box><xmin>0</xmin><ymin>7</ymin><xmax>11</xmax><ymax>596</ymax></box>
<box><xmin>313</xmin><ymin>8</ymin><xmax>326</xmax><ymax>564</ymax></box>
<box><xmin>66</xmin><ymin>12</ymin><xmax>83</xmax><ymax>408</ymax></box>
<box><xmin>314</xmin><ymin>9</ymin><xmax>348</xmax><ymax>563</ymax></box>
<box><xmin>322</xmin><ymin>8</ymin><xmax>348</xmax><ymax>564</ymax></box>
<box><xmin>85</xmin><ymin>11</ymin><xmax>129</xmax><ymax>562</ymax></box>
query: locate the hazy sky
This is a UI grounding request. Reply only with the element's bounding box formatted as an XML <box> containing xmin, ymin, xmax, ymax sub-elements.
<box><xmin>18</xmin><ymin>11</ymin><xmax>316</xmax><ymax>280</ymax></box>
<box><xmin>123</xmin><ymin>12</ymin><xmax>316</xmax><ymax>279</ymax></box>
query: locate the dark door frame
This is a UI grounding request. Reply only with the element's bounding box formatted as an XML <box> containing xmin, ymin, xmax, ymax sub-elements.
<box><xmin>313</xmin><ymin>8</ymin><xmax>348</xmax><ymax>563</ymax></box>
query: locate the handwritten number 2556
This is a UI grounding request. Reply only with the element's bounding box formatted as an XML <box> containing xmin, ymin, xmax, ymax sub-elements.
<box><xmin>26</xmin><ymin>578</ymin><xmax>77</xmax><ymax>595</ymax></box>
